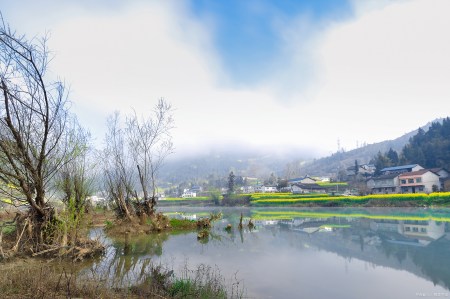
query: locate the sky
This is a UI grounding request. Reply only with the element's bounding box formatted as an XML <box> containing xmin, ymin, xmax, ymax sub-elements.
<box><xmin>1</xmin><ymin>0</ymin><xmax>449</xmax><ymax>158</ymax></box>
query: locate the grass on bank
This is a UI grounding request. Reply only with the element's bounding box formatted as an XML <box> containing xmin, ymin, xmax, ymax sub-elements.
<box><xmin>169</xmin><ymin>218</ymin><xmax>197</xmax><ymax>230</ymax></box>
<box><xmin>249</xmin><ymin>193</ymin><xmax>330</xmax><ymax>200</ymax></box>
<box><xmin>0</xmin><ymin>260</ymin><xmax>241</xmax><ymax>299</ymax></box>
<box><xmin>0</xmin><ymin>222</ymin><xmax>15</xmax><ymax>235</ymax></box>
<box><xmin>251</xmin><ymin>192</ymin><xmax>450</xmax><ymax>205</ymax></box>
<box><xmin>165</xmin><ymin>197</ymin><xmax>212</xmax><ymax>201</ymax></box>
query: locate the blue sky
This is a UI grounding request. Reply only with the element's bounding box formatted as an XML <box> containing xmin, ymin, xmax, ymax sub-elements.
<box><xmin>189</xmin><ymin>0</ymin><xmax>353</xmax><ymax>85</ymax></box>
<box><xmin>1</xmin><ymin>0</ymin><xmax>450</xmax><ymax>157</ymax></box>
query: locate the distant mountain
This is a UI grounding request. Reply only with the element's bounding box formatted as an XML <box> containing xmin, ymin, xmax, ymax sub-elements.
<box><xmin>159</xmin><ymin>147</ymin><xmax>312</xmax><ymax>185</ymax></box>
<box><xmin>296</xmin><ymin>118</ymin><xmax>444</xmax><ymax>177</ymax></box>
<box><xmin>159</xmin><ymin>118</ymin><xmax>444</xmax><ymax>185</ymax></box>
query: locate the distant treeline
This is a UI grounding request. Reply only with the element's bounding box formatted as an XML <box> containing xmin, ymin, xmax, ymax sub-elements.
<box><xmin>373</xmin><ymin>117</ymin><xmax>450</xmax><ymax>173</ymax></box>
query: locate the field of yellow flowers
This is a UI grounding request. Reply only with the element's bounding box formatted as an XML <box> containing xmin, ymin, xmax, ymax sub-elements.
<box><xmin>251</xmin><ymin>192</ymin><xmax>450</xmax><ymax>206</ymax></box>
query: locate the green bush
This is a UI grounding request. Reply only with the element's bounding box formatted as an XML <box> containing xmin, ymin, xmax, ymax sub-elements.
<box><xmin>104</xmin><ymin>220</ymin><xmax>113</xmax><ymax>229</ymax></box>
<box><xmin>169</xmin><ymin>218</ymin><xmax>197</xmax><ymax>230</ymax></box>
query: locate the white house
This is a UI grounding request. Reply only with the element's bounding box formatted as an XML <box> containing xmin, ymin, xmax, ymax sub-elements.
<box><xmin>399</xmin><ymin>170</ymin><xmax>441</xmax><ymax>193</ymax></box>
<box><xmin>262</xmin><ymin>185</ymin><xmax>277</xmax><ymax>193</ymax></box>
<box><xmin>182</xmin><ymin>191</ymin><xmax>197</xmax><ymax>198</ymax></box>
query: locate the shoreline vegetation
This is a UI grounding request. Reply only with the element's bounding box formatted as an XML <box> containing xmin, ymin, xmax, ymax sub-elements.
<box><xmin>0</xmin><ymin>258</ymin><xmax>239</xmax><ymax>299</ymax></box>
<box><xmin>1</xmin><ymin>208</ymin><xmax>242</xmax><ymax>299</ymax></box>
<box><xmin>158</xmin><ymin>192</ymin><xmax>450</xmax><ymax>207</ymax></box>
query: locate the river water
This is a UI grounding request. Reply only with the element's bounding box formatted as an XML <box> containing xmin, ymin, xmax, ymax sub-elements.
<box><xmin>87</xmin><ymin>207</ymin><xmax>450</xmax><ymax>299</ymax></box>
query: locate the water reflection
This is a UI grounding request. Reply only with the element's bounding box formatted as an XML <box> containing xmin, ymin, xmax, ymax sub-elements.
<box><xmin>85</xmin><ymin>231</ymin><xmax>173</xmax><ymax>287</ymax></box>
<box><xmin>253</xmin><ymin>208</ymin><xmax>450</xmax><ymax>293</ymax></box>
<box><xmin>88</xmin><ymin>208</ymin><xmax>450</xmax><ymax>298</ymax></box>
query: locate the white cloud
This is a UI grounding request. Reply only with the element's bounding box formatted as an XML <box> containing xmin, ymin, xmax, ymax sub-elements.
<box><xmin>3</xmin><ymin>0</ymin><xmax>449</xmax><ymax>158</ymax></box>
<box><xmin>296</xmin><ymin>0</ymin><xmax>450</xmax><ymax>151</ymax></box>
<box><xmin>43</xmin><ymin>2</ymin><xmax>321</xmax><ymax>155</ymax></box>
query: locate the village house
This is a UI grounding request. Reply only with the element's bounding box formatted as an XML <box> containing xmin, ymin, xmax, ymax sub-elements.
<box><xmin>347</xmin><ymin>164</ymin><xmax>376</xmax><ymax>177</ymax></box>
<box><xmin>181</xmin><ymin>185</ymin><xmax>204</xmax><ymax>198</ymax></box>
<box><xmin>182</xmin><ymin>189</ymin><xmax>197</xmax><ymax>198</ymax></box>
<box><xmin>288</xmin><ymin>175</ymin><xmax>317</xmax><ymax>185</ymax></box>
<box><xmin>429</xmin><ymin>168</ymin><xmax>449</xmax><ymax>190</ymax></box>
<box><xmin>291</xmin><ymin>183</ymin><xmax>327</xmax><ymax>194</ymax></box>
<box><xmin>367</xmin><ymin>164</ymin><xmax>449</xmax><ymax>194</ymax></box>
<box><xmin>366</xmin><ymin>173</ymin><xmax>400</xmax><ymax>194</ymax></box>
<box><xmin>398</xmin><ymin>169</ymin><xmax>441</xmax><ymax>193</ymax></box>
<box><xmin>261</xmin><ymin>185</ymin><xmax>277</xmax><ymax>193</ymax></box>
<box><xmin>380</xmin><ymin>164</ymin><xmax>423</xmax><ymax>175</ymax></box>
<box><xmin>360</xmin><ymin>164</ymin><xmax>376</xmax><ymax>175</ymax></box>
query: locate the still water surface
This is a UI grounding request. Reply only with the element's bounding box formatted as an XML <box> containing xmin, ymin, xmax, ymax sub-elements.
<box><xmin>88</xmin><ymin>207</ymin><xmax>450</xmax><ymax>299</ymax></box>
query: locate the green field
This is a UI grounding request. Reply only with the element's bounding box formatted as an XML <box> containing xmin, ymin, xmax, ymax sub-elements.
<box><xmin>164</xmin><ymin>197</ymin><xmax>211</xmax><ymax>201</ymax></box>
<box><xmin>251</xmin><ymin>192</ymin><xmax>450</xmax><ymax>206</ymax></box>
<box><xmin>249</xmin><ymin>193</ymin><xmax>330</xmax><ymax>200</ymax></box>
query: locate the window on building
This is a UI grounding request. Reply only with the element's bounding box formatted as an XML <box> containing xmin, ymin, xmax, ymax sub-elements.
<box><xmin>419</xmin><ymin>187</ymin><xmax>424</xmax><ymax>191</ymax></box>
<box><xmin>416</xmin><ymin>178</ymin><xmax>422</xmax><ymax>183</ymax></box>
<box><xmin>391</xmin><ymin>187</ymin><xmax>395</xmax><ymax>192</ymax></box>
<box><xmin>405</xmin><ymin>227</ymin><xmax>411</xmax><ymax>232</ymax></box>
<box><xmin>408</xmin><ymin>179</ymin><xmax>414</xmax><ymax>184</ymax></box>
<box><xmin>413</xmin><ymin>227</ymin><xmax>419</xmax><ymax>232</ymax></box>
<box><xmin>401</xmin><ymin>179</ymin><xmax>406</xmax><ymax>184</ymax></box>
<box><xmin>420</xmin><ymin>228</ymin><xmax>427</xmax><ymax>233</ymax></box>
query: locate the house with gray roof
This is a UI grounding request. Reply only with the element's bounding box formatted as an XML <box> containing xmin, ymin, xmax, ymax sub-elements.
<box><xmin>366</xmin><ymin>173</ymin><xmax>400</xmax><ymax>194</ymax></box>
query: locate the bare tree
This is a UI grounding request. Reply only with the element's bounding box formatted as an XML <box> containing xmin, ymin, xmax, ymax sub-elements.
<box><xmin>126</xmin><ymin>99</ymin><xmax>174</xmax><ymax>216</ymax></box>
<box><xmin>56</xmin><ymin>124</ymin><xmax>95</xmax><ymax>216</ymax></box>
<box><xmin>102</xmin><ymin>112</ymin><xmax>134</xmax><ymax>220</ymax></box>
<box><xmin>0</xmin><ymin>17</ymin><xmax>82</xmax><ymax>246</ymax></box>
<box><xmin>102</xmin><ymin>99</ymin><xmax>174</xmax><ymax>220</ymax></box>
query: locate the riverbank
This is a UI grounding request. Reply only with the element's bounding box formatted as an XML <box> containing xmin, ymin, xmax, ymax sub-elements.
<box><xmin>0</xmin><ymin>209</ymin><xmax>240</xmax><ymax>299</ymax></box>
<box><xmin>249</xmin><ymin>192</ymin><xmax>450</xmax><ymax>207</ymax></box>
<box><xmin>0</xmin><ymin>257</ymin><xmax>233</xmax><ymax>299</ymax></box>
<box><xmin>155</xmin><ymin>192</ymin><xmax>450</xmax><ymax>207</ymax></box>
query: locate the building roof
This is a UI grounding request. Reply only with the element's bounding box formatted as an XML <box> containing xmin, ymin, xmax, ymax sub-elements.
<box><xmin>380</xmin><ymin>164</ymin><xmax>419</xmax><ymax>172</ymax></box>
<box><xmin>288</xmin><ymin>175</ymin><xmax>316</xmax><ymax>182</ymax></box>
<box><xmin>372</xmin><ymin>173</ymin><xmax>400</xmax><ymax>180</ymax></box>
<box><xmin>399</xmin><ymin>169</ymin><xmax>438</xmax><ymax>177</ymax></box>
<box><xmin>428</xmin><ymin>167</ymin><xmax>450</xmax><ymax>174</ymax></box>
<box><xmin>361</xmin><ymin>164</ymin><xmax>375</xmax><ymax>167</ymax></box>
<box><xmin>288</xmin><ymin>177</ymin><xmax>303</xmax><ymax>182</ymax></box>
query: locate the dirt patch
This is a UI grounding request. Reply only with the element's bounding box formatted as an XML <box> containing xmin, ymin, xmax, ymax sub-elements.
<box><xmin>0</xmin><ymin>208</ymin><xmax>18</xmax><ymax>221</ymax></box>
<box><xmin>84</xmin><ymin>210</ymin><xmax>115</xmax><ymax>227</ymax></box>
